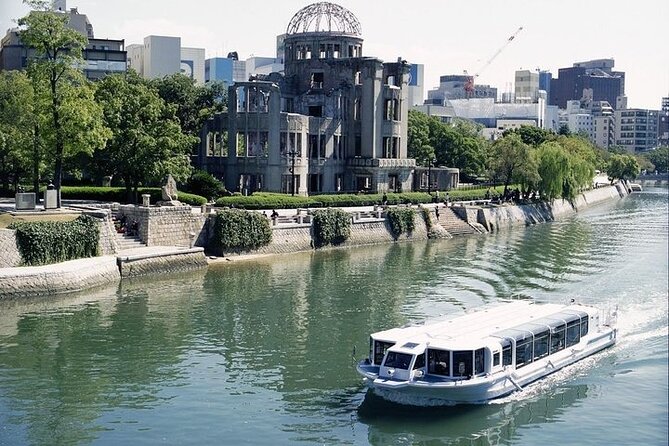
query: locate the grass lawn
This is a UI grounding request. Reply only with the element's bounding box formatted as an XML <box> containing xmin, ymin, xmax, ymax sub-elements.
<box><xmin>0</xmin><ymin>212</ymin><xmax>80</xmax><ymax>229</ymax></box>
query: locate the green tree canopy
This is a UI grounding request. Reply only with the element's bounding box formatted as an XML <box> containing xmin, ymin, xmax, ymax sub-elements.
<box><xmin>503</xmin><ymin>125</ymin><xmax>556</xmax><ymax>147</ymax></box>
<box><xmin>18</xmin><ymin>1</ymin><xmax>108</xmax><ymax>205</ymax></box>
<box><xmin>151</xmin><ymin>73</ymin><xmax>227</xmax><ymax>153</ymax></box>
<box><xmin>607</xmin><ymin>154</ymin><xmax>640</xmax><ymax>183</ymax></box>
<box><xmin>0</xmin><ymin>71</ymin><xmax>36</xmax><ymax>191</ymax></box>
<box><xmin>94</xmin><ymin>72</ymin><xmax>196</xmax><ymax>202</ymax></box>
<box><xmin>487</xmin><ymin>133</ymin><xmax>534</xmax><ymax>195</ymax></box>
<box><xmin>645</xmin><ymin>147</ymin><xmax>668</xmax><ymax>173</ymax></box>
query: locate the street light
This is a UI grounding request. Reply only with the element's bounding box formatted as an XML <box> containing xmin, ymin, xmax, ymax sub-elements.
<box><xmin>288</xmin><ymin>149</ymin><xmax>297</xmax><ymax>196</ymax></box>
<box><xmin>427</xmin><ymin>157</ymin><xmax>436</xmax><ymax>195</ymax></box>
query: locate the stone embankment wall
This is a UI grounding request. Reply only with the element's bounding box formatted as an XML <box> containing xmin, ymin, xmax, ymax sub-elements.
<box><xmin>0</xmin><ymin>256</ymin><xmax>121</xmax><ymax>299</ymax></box>
<box><xmin>119</xmin><ymin>205</ymin><xmax>207</xmax><ymax>248</ymax></box>
<box><xmin>455</xmin><ymin>185</ymin><xmax>628</xmax><ymax>232</ymax></box>
<box><xmin>118</xmin><ymin>248</ymin><xmax>208</xmax><ymax>278</ymax></box>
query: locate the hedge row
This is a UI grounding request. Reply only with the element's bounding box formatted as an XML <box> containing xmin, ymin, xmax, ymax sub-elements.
<box><xmin>58</xmin><ymin>187</ymin><xmax>207</xmax><ymax>206</ymax></box>
<box><xmin>9</xmin><ymin>215</ymin><xmax>99</xmax><ymax>266</ymax></box>
<box><xmin>215</xmin><ymin>192</ymin><xmax>436</xmax><ymax>210</ymax></box>
<box><xmin>212</xmin><ymin>209</ymin><xmax>272</xmax><ymax>254</ymax></box>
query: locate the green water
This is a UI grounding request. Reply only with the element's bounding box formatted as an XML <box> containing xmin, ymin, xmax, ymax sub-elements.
<box><xmin>0</xmin><ymin>188</ymin><xmax>667</xmax><ymax>445</ymax></box>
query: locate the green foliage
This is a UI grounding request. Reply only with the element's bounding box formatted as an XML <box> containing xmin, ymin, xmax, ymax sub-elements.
<box><xmin>503</xmin><ymin>125</ymin><xmax>556</xmax><ymax>147</ymax></box>
<box><xmin>386</xmin><ymin>207</ymin><xmax>416</xmax><ymax>239</ymax></box>
<box><xmin>214</xmin><ymin>192</ymin><xmax>439</xmax><ymax>210</ymax></box>
<box><xmin>186</xmin><ymin>170</ymin><xmax>226</xmax><ymax>201</ymax></box>
<box><xmin>311</xmin><ymin>208</ymin><xmax>351</xmax><ymax>248</ymax></box>
<box><xmin>408</xmin><ymin>110</ymin><xmax>487</xmax><ymax>180</ymax></box>
<box><xmin>645</xmin><ymin>147</ymin><xmax>668</xmax><ymax>173</ymax></box>
<box><xmin>607</xmin><ymin>154</ymin><xmax>640</xmax><ymax>182</ymax></box>
<box><xmin>9</xmin><ymin>214</ymin><xmax>99</xmax><ymax>266</ymax></box>
<box><xmin>487</xmin><ymin>133</ymin><xmax>534</xmax><ymax>193</ymax></box>
<box><xmin>151</xmin><ymin>73</ymin><xmax>227</xmax><ymax>153</ymax></box>
<box><xmin>212</xmin><ymin>209</ymin><xmax>272</xmax><ymax>254</ymax></box>
<box><xmin>19</xmin><ymin>5</ymin><xmax>109</xmax><ymax>201</ymax></box>
<box><xmin>420</xmin><ymin>207</ymin><xmax>433</xmax><ymax>232</ymax></box>
<box><xmin>59</xmin><ymin>186</ymin><xmax>206</xmax><ymax>206</ymax></box>
<box><xmin>94</xmin><ymin>72</ymin><xmax>194</xmax><ymax>199</ymax></box>
<box><xmin>537</xmin><ymin>142</ymin><xmax>571</xmax><ymax>200</ymax></box>
<box><xmin>0</xmin><ymin>71</ymin><xmax>36</xmax><ymax>191</ymax></box>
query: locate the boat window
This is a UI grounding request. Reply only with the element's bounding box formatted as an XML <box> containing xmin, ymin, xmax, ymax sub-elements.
<box><xmin>502</xmin><ymin>344</ymin><xmax>512</xmax><ymax>366</ymax></box>
<box><xmin>402</xmin><ymin>342</ymin><xmax>419</xmax><ymax>349</ymax></box>
<box><xmin>413</xmin><ymin>353</ymin><xmax>425</xmax><ymax>370</ymax></box>
<box><xmin>533</xmin><ymin>331</ymin><xmax>550</xmax><ymax>360</ymax></box>
<box><xmin>550</xmin><ymin>327</ymin><xmax>566</xmax><ymax>354</ymax></box>
<box><xmin>453</xmin><ymin>351</ymin><xmax>473</xmax><ymax>378</ymax></box>
<box><xmin>493</xmin><ymin>351</ymin><xmax>500</xmax><ymax>367</ymax></box>
<box><xmin>474</xmin><ymin>349</ymin><xmax>485</xmax><ymax>375</ymax></box>
<box><xmin>374</xmin><ymin>340</ymin><xmax>394</xmax><ymax>365</ymax></box>
<box><xmin>581</xmin><ymin>316</ymin><xmax>589</xmax><ymax>337</ymax></box>
<box><xmin>427</xmin><ymin>349</ymin><xmax>450</xmax><ymax>376</ymax></box>
<box><xmin>383</xmin><ymin>352</ymin><xmax>413</xmax><ymax>370</ymax></box>
<box><xmin>516</xmin><ymin>340</ymin><xmax>533</xmax><ymax>368</ymax></box>
<box><xmin>566</xmin><ymin>321</ymin><xmax>581</xmax><ymax>347</ymax></box>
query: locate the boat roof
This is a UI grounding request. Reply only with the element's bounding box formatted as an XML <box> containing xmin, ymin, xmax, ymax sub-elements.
<box><xmin>371</xmin><ymin>300</ymin><xmax>595</xmax><ymax>351</ymax></box>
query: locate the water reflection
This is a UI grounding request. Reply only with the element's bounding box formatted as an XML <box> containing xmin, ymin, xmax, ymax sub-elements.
<box><xmin>358</xmin><ymin>385</ymin><xmax>589</xmax><ymax>445</ymax></box>
<box><xmin>0</xmin><ymin>189</ymin><xmax>665</xmax><ymax>444</ymax></box>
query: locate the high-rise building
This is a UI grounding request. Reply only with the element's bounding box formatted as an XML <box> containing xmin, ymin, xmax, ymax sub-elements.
<box><xmin>407</xmin><ymin>63</ymin><xmax>424</xmax><ymax>106</ymax></box>
<box><xmin>514</xmin><ymin>69</ymin><xmax>539</xmax><ymax>102</ymax></box>
<box><xmin>127</xmin><ymin>35</ymin><xmax>205</xmax><ymax>83</ymax></box>
<box><xmin>550</xmin><ymin>59</ymin><xmax>625</xmax><ymax>109</ymax></box>
<box><xmin>615</xmin><ymin>108</ymin><xmax>659</xmax><ymax>152</ymax></box>
<box><xmin>0</xmin><ymin>1</ymin><xmax>126</xmax><ymax>81</ymax></box>
<box><xmin>659</xmin><ymin>97</ymin><xmax>669</xmax><ymax>147</ymax></box>
<box><xmin>205</xmin><ymin>54</ymin><xmax>246</xmax><ymax>85</ymax></box>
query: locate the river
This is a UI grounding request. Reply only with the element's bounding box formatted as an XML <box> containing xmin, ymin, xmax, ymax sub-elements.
<box><xmin>0</xmin><ymin>187</ymin><xmax>667</xmax><ymax>445</ymax></box>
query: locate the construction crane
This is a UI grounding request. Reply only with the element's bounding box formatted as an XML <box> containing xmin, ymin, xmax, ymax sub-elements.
<box><xmin>464</xmin><ymin>26</ymin><xmax>524</xmax><ymax>95</ymax></box>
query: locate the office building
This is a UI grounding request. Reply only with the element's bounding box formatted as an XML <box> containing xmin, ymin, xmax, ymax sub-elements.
<box><xmin>127</xmin><ymin>35</ymin><xmax>205</xmax><ymax>83</ymax></box>
<box><xmin>515</xmin><ymin>70</ymin><xmax>539</xmax><ymax>102</ymax></box>
<box><xmin>550</xmin><ymin>59</ymin><xmax>625</xmax><ymax>109</ymax></box>
<box><xmin>615</xmin><ymin>108</ymin><xmax>659</xmax><ymax>152</ymax></box>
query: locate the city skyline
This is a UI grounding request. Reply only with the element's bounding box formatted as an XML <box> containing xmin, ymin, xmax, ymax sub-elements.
<box><xmin>1</xmin><ymin>0</ymin><xmax>667</xmax><ymax>109</ymax></box>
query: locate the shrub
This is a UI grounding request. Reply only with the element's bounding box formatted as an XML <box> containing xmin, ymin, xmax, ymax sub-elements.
<box><xmin>420</xmin><ymin>206</ymin><xmax>432</xmax><ymax>232</ymax></box>
<box><xmin>9</xmin><ymin>214</ymin><xmax>100</xmax><ymax>266</ymax></box>
<box><xmin>311</xmin><ymin>208</ymin><xmax>351</xmax><ymax>248</ymax></box>
<box><xmin>212</xmin><ymin>209</ymin><xmax>272</xmax><ymax>254</ymax></box>
<box><xmin>186</xmin><ymin>170</ymin><xmax>226</xmax><ymax>201</ymax></box>
<box><xmin>386</xmin><ymin>207</ymin><xmax>416</xmax><ymax>239</ymax></box>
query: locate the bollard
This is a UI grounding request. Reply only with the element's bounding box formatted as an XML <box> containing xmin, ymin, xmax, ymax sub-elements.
<box><xmin>142</xmin><ymin>194</ymin><xmax>151</xmax><ymax>207</ymax></box>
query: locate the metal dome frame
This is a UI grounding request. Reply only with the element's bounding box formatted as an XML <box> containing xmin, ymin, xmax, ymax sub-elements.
<box><xmin>286</xmin><ymin>2</ymin><xmax>362</xmax><ymax>36</ymax></box>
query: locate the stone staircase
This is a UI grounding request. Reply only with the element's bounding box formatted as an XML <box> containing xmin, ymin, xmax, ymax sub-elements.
<box><xmin>111</xmin><ymin>215</ymin><xmax>146</xmax><ymax>251</ymax></box>
<box><xmin>436</xmin><ymin>207</ymin><xmax>483</xmax><ymax>236</ymax></box>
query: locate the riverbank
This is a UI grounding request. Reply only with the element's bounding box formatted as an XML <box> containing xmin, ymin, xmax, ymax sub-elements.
<box><xmin>0</xmin><ymin>184</ymin><xmax>629</xmax><ymax>298</ymax></box>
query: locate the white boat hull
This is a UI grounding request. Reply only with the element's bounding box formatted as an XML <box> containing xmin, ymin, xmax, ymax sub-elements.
<box><xmin>358</xmin><ymin>327</ymin><xmax>616</xmax><ymax>405</ymax></box>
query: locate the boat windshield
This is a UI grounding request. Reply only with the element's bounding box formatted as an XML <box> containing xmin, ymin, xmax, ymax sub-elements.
<box><xmin>383</xmin><ymin>352</ymin><xmax>413</xmax><ymax>370</ymax></box>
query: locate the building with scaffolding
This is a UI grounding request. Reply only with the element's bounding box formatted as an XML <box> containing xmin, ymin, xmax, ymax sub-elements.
<box><xmin>195</xmin><ymin>2</ymin><xmax>455</xmax><ymax>194</ymax></box>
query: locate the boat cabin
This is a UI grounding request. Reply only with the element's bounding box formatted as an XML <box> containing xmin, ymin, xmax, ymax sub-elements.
<box><xmin>369</xmin><ymin>304</ymin><xmax>594</xmax><ymax>381</ymax></box>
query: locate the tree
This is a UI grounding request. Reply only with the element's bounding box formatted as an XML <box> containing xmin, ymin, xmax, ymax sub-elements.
<box><xmin>151</xmin><ymin>73</ymin><xmax>227</xmax><ymax>153</ymax></box>
<box><xmin>18</xmin><ymin>1</ymin><xmax>108</xmax><ymax>206</ymax></box>
<box><xmin>94</xmin><ymin>72</ymin><xmax>196</xmax><ymax>202</ymax></box>
<box><xmin>607</xmin><ymin>154</ymin><xmax>640</xmax><ymax>183</ymax></box>
<box><xmin>487</xmin><ymin>133</ymin><xmax>533</xmax><ymax>196</ymax></box>
<box><xmin>504</xmin><ymin>125</ymin><xmax>555</xmax><ymax>147</ymax></box>
<box><xmin>407</xmin><ymin>110</ymin><xmax>431</xmax><ymax>160</ymax></box>
<box><xmin>0</xmin><ymin>71</ymin><xmax>36</xmax><ymax>192</ymax></box>
<box><xmin>646</xmin><ymin>147</ymin><xmax>668</xmax><ymax>173</ymax></box>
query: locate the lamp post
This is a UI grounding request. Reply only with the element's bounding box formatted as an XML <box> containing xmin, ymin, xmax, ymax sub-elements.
<box><xmin>288</xmin><ymin>149</ymin><xmax>297</xmax><ymax>196</ymax></box>
<box><xmin>427</xmin><ymin>157</ymin><xmax>436</xmax><ymax>195</ymax></box>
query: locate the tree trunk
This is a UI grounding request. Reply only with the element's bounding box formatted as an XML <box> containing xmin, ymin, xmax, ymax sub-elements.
<box><xmin>124</xmin><ymin>175</ymin><xmax>133</xmax><ymax>204</ymax></box>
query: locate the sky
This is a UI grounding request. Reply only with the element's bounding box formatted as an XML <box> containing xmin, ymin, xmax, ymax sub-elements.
<box><xmin>2</xmin><ymin>0</ymin><xmax>668</xmax><ymax>109</ymax></box>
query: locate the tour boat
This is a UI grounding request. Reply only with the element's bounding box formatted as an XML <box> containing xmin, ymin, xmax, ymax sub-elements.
<box><xmin>356</xmin><ymin>300</ymin><xmax>617</xmax><ymax>405</ymax></box>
